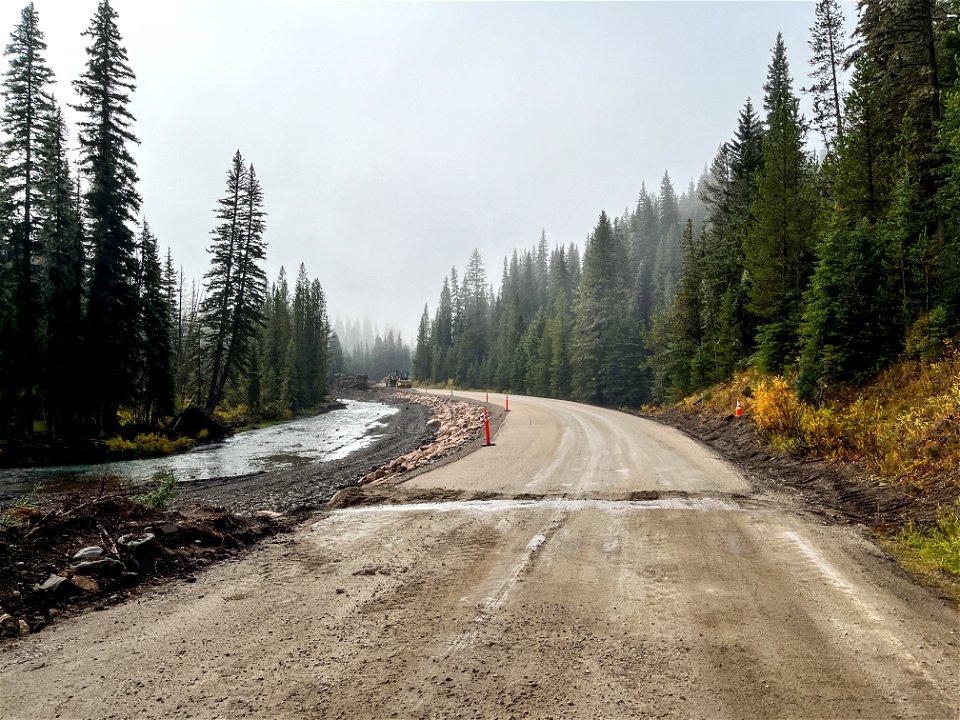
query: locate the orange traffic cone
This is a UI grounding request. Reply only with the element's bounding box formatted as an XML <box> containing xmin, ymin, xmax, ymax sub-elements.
<box><xmin>735</xmin><ymin>399</ymin><xmax>743</xmax><ymax>417</ymax></box>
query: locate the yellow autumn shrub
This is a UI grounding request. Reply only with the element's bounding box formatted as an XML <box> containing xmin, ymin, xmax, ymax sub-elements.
<box><xmin>752</xmin><ymin>377</ymin><xmax>805</xmax><ymax>449</ymax></box>
<box><xmin>104</xmin><ymin>433</ymin><xmax>194</xmax><ymax>457</ymax></box>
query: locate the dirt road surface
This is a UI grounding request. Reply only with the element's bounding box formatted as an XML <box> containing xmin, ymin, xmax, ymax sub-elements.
<box><xmin>1</xmin><ymin>392</ymin><xmax>957</xmax><ymax>719</ymax></box>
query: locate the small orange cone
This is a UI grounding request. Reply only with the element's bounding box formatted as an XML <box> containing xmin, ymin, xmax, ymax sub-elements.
<box><xmin>735</xmin><ymin>399</ymin><xmax>743</xmax><ymax>417</ymax></box>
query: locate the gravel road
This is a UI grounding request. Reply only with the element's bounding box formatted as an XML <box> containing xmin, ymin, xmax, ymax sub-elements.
<box><xmin>1</xmin><ymin>391</ymin><xmax>957</xmax><ymax>719</ymax></box>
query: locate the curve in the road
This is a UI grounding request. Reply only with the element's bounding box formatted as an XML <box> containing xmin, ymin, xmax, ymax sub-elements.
<box><xmin>413</xmin><ymin>390</ymin><xmax>751</xmax><ymax>498</ymax></box>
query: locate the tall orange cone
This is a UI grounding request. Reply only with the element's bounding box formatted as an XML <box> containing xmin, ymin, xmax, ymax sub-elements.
<box><xmin>505</xmin><ymin>395</ymin><xmax>509</xmax><ymax>412</ymax></box>
<box><xmin>483</xmin><ymin>408</ymin><xmax>492</xmax><ymax>446</ymax></box>
<box><xmin>735</xmin><ymin>399</ymin><xmax>743</xmax><ymax>417</ymax></box>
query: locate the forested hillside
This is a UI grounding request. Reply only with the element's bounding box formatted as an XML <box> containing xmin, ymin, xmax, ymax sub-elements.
<box><xmin>413</xmin><ymin>0</ymin><xmax>960</xmax><ymax>410</ymax></box>
<box><xmin>332</xmin><ymin>317</ymin><xmax>412</xmax><ymax>382</ymax></box>
<box><xmin>0</xmin><ymin>1</ymin><xmax>334</xmax><ymax>443</ymax></box>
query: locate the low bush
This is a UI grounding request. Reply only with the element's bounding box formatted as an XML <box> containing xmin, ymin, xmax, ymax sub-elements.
<box><xmin>104</xmin><ymin>432</ymin><xmax>194</xmax><ymax>457</ymax></box>
<box><xmin>752</xmin><ymin>376</ymin><xmax>805</xmax><ymax>451</ymax></box>
<box><xmin>213</xmin><ymin>403</ymin><xmax>251</xmax><ymax>426</ymax></box>
<box><xmin>0</xmin><ymin>484</ymin><xmax>42</xmax><ymax>528</ymax></box>
<box><xmin>133</xmin><ymin>472</ymin><xmax>179</xmax><ymax>510</ymax></box>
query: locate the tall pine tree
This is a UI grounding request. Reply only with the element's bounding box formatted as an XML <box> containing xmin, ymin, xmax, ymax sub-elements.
<box><xmin>0</xmin><ymin>2</ymin><xmax>55</xmax><ymax>435</ymax></box>
<box><xmin>72</xmin><ymin>0</ymin><xmax>141</xmax><ymax>435</ymax></box>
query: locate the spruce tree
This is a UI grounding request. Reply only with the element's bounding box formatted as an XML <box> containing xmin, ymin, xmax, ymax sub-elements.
<box><xmin>763</xmin><ymin>33</ymin><xmax>792</xmax><ymax>122</ymax></box>
<box><xmin>523</xmin><ymin>308</ymin><xmax>551</xmax><ymax>397</ymax></box>
<box><xmin>261</xmin><ymin>269</ymin><xmax>291</xmax><ymax>414</ymax></box>
<box><xmin>807</xmin><ymin>0</ymin><xmax>849</xmax><ymax>151</ymax></box>
<box><xmin>136</xmin><ymin>221</ymin><xmax>174</xmax><ymax>423</ymax></box>
<box><xmin>669</xmin><ymin>220</ymin><xmax>706</xmax><ymax>393</ymax></box>
<box><xmin>745</xmin><ymin>37</ymin><xmax>817</xmax><ymax>371</ymax></box>
<box><xmin>72</xmin><ymin>0</ymin><xmax>141</xmax><ymax>435</ymax></box>
<box><xmin>200</xmin><ymin>150</ymin><xmax>244</xmax><ymax>410</ymax></box>
<box><xmin>219</xmin><ymin>163</ymin><xmax>267</xmax><ymax>403</ymax></box>
<box><xmin>456</xmin><ymin>250</ymin><xmax>489</xmax><ymax>383</ymax></box>
<box><xmin>628</xmin><ymin>184</ymin><xmax>660</xmax><ymax>326</ymax></box>
<box><xmin>328</xmin><ymin>331</ymin><xmax>345</xmax><ymax>378</ymax></box>
<box><xmin>654</xmin><ymin>171</ymin><xmax>682</xmax><ymax>307</ymax></box>
<box><xmin>0</xmin><ymin>2</ymin><xmax>55</xmax><ymax>435</ymax></box>
<box><xmin>412</xmin><ymin>304</ymin><xmax>431</xmax><ymax>382</ymax></box>
<box><xmin>430</xmin><ymin>279</ymin><xmax>453</xmax><ymax>382</ymax></box>
<box><xmin>309</xmin><ymin>278</ymin><xmax>329</xmax><ymax>404</ymax></box>
<box><xmin>200</xmin><ymin>156</ymin><xmax>267</xmax><ymax>411</ymax></box>
<box><xmin>37</xmin><ymin>103</ymin><xmax>84</xmax><ymax>436</ymax></box>
<box><xmin>572</xmin><ymin>211</ymin><xmax>629</xmax><ymax>404</ymax></box>
<box><xmin>697</xmin><ymin>99</ymin><xmax>764</xmax><ymax>381</ymax></box>
<box><xmin>548</xmin><ymin>293</ymin><xmax>572</xmax><ymax>399</ymax></box>
<box><xmin>798</xmin><ymin>223</ymin><xmax>900</xmax><ymax>398</ymax></box>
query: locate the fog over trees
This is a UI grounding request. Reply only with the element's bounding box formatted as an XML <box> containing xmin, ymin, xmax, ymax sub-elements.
<box><xmin>2</xmin><ymin>0</ymin><xmax>959</xmax><ymax>443</ymax></box>
<box><xmin>413</xmin><ymin>0</ymin><xmax>960</xmax><ymax>406</ymax></box>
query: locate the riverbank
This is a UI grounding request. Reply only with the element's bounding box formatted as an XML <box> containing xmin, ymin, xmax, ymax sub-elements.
<box><xmin>0</xmin><ymin>389</ymin><xmax>498</xmax><ymax>638</ymax></box>
<box><xmin>174</xmin><ymin>391</ymin><xmax>435</xmax><ymax>513</ymax></box>
<box><xmin>0</xmin><ymin>401</ymin><xmax>349</xmax><ymax>470</ymax></box>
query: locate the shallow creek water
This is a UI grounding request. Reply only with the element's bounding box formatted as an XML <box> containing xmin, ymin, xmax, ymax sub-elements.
<box><xmin>0</xmin><ymin>399</ymin><xmax>398</xmax><ymax>494</ymax></box>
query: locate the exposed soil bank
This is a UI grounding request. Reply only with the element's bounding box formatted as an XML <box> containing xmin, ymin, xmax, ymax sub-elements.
<box><xmin>653</xmin><ymin>407</ymin><xmax>952</xmax><ymax>530</ymax></box>
<box><xmin>0</xmin><ymin>495</ymin><xmax>294</xmax><ymax>638</ymax></box>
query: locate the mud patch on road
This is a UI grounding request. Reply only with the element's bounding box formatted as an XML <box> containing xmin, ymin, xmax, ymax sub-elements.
<box><xmin>327</xmin><ymin>485</ymin><xmax>503</xmax><ymax>509</ymax></box>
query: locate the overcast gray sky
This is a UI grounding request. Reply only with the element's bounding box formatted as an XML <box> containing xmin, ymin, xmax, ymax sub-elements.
<box><xmin>3</xmin><ymin>1</ymin><xmax>855</xmax><ymax>343</ymax></box>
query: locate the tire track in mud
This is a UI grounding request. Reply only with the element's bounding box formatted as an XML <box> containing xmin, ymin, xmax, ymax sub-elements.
<box><xmin>440</xmin><ymin>510</ymin><xmax>567</xmax><ymax>659</ymax></box>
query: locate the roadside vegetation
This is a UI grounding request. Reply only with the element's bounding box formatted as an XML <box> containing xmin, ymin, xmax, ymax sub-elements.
<box><xmin>670</xmin><ymin>346</ymin><xmax>960</xmax><ymax>586</ymax></box>
<box><xmin>132</xmin><ymin>472</ymin><xmax>179</xmax><ymax>510</ymax></box>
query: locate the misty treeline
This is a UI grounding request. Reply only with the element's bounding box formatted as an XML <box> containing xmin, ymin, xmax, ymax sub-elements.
<box><xmin>333</xmin><ymin>317</ymin><xmax>411</xmax><ymax>382</ymax></box>
<box><xmin>415</xmin><ymin>0</ymin><xmax>960</xmax><ymax>406</ymax></box>
<box><xmin>0</xmin><ymin>1</ymin><xmax>334</xmax><ymax>441</ymax></box>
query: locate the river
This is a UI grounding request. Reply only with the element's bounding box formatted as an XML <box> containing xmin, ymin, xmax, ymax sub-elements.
<box><xmin>0</xmin><ymin>399</ymin><xmax>398</xmax><ymax>496</ymax></box>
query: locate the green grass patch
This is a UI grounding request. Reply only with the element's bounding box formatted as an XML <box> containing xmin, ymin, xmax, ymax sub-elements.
<box><xmin>897</xmin><ymin>503</ymin><xmax>960</xmax><ymax>576</ymax></box>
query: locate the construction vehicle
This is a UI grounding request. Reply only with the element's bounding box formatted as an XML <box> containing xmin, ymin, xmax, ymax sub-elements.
<box><xmin>385</xmin><ymin>371</ymin><xmax>412</xmax><ymax>388</ymax></box>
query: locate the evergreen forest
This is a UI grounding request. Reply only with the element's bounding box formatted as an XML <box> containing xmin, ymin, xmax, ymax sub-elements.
<box><xmin>413</xmin><ymin>0</ymin><xmax>960</xmax><ymax>408</ymax></box>
<box><xmin>0</xmin><ymin>1</ymin><xmax>334</xmax><ymax>443</ymax></box>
